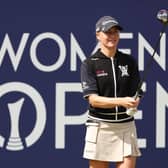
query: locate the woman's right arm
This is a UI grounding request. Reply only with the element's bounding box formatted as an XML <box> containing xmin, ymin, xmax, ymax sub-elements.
<box><xmin>88</xmin><ymin>94</ymin><xmax>140</xmax><ymax>109</ymax></box>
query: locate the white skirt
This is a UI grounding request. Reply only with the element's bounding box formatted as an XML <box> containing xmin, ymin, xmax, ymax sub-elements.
<box><xmin>83</xmin><ymin>120</ymin><xmax>141</xmax><ymax>162</ymax></box>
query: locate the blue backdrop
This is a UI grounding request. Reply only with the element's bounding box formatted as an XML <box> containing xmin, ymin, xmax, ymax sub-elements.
<box><xmin>0</xmin><ymin>0</ymin><xmax>167</xmax><ymax>167</ymax></box>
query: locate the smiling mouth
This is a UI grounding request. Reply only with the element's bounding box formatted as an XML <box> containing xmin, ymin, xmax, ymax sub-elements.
<box><xmin>108</xmin><ymin>39</ymin><xmax>117</xmax><ymax>43</ymax></box>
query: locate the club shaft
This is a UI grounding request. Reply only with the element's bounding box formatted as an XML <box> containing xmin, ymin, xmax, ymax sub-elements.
<box><xmin>135</xmin><ymin>23</ymin><xmax>167</xmax><ymax>99</ymax></box>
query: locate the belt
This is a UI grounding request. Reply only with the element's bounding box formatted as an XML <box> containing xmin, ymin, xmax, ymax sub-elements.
<box><xmin>88</xmin><ymin>111</ymin><xmax>134</xmax><ymax>123</ymax></box>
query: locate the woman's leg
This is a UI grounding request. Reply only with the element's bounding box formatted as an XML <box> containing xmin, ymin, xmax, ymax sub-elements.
<box><xmin>116</xmin><ymin>156</ymin><xmax>136</xmax><ymax>168</ymax></box>
<box><xmin>89</xmin><ymin>160</ymin><xmax>110</xmax><ymax>168</ymax></box>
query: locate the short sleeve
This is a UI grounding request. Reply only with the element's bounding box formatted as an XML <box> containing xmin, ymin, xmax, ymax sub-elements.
<box><xmin>80</xmin><ymin>60</ymin><xmax>98</xmax><ymax>98</ymax></box>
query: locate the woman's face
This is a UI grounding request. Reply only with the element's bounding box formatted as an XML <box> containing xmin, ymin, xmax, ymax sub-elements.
<box><xmin>96</xmin><ymin>27</ymin><xmax>120</xmax><ymax>49</ymax></box>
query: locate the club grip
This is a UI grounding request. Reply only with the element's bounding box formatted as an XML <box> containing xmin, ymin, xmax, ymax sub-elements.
<box><xmin>126</xmin><ymin>89</ymin><xmax>144</xmax><ymax>116</ymax></box>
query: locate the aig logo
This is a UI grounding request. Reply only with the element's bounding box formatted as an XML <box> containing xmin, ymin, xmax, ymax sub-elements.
<box><xmin>0</xmin><ymin>82</ymin><xmax>46</xmax><ymax>151</ymax></box>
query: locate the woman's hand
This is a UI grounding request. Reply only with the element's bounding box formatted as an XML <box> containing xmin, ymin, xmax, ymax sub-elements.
<box><xmin>120</xmin><ymin>97</ymin><xmax>140</xmax><ymax>109</ymax></box>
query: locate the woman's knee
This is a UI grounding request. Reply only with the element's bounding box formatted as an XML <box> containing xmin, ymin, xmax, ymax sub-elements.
<box><xmin>116</xmin><ymin>156</ymin><xmax>136</xmax><ymax>168</ymax></box>
<box><xmin>89</xmin><ymin>160</ymin><xmax>110</xmax><ymax>168</ymax></box>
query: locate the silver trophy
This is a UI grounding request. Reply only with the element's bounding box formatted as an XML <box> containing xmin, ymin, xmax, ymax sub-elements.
<box><xmin>6</xmin><ymin>98</ymin><xmax>25</xmax><ymax>151</ymax></box>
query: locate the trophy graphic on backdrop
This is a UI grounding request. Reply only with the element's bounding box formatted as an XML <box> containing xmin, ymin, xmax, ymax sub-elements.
<box><xmin>6</xmin><ymin>98</ymin><xmax>25</xmax><ymax>151</ymax></box>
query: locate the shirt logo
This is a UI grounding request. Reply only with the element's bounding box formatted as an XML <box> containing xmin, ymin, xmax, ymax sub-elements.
<box><xmin>82</xmin><ymin>81</ymin><xmax>89</xmax><ymax>90</ymax></box>
<box><xmin>96</xmin><ymin>70</ymin><xmax>108</xmax><ymax>77</ymax></box>
<box><xmin>118</xmin><ymin>65</ymin><xmax>129</xmax><ymax>77</ymax></box>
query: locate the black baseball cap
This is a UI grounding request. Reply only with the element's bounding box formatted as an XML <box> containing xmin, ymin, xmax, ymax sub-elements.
<box><xmin>96</xmin><ymin>16</ymin><xmax>123</xmax><ymax>32</ymax></box>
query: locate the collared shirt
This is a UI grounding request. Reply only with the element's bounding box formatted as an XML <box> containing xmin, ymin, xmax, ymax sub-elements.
<box><xmin>80</xmin><ymin>49</ymin><xmax>140</xmax><ymax>123</ymax></box>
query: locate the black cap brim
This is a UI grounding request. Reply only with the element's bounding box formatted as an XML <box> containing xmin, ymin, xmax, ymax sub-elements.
<box><xmin>102</xmin><ymin>23</ymin><xmax>123</xmax><ymax>32</ymax></box>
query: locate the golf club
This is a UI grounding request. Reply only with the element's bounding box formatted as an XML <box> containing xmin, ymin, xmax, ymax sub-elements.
<box><xmin>126</xmin><ymin>9</ymin><xmax>168</xmax><ymax>116</ymax></box>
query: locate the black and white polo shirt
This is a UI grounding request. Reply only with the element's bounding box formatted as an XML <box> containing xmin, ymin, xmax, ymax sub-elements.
<box><xmin>80</xmin><ymin>49</ymin><xmax>140</xmax><ymax>123</ymax></box>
